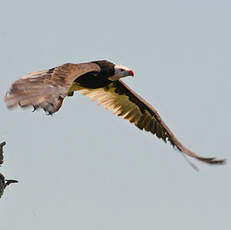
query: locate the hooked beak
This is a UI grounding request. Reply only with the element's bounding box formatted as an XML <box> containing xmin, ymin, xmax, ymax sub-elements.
<box><xmin>108</xmin><ymin>69</ymin><xmax>134</xmax><ymax>81</ymax></box>
<box><xmin>125</xmin><ymin>70</ymin><xmax>134</xmax><ymax>77</ymax></box>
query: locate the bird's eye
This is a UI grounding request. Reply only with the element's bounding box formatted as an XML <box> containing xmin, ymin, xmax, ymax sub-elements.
<box><xmin>120</xmin><ymin>69</ymin><xmax>124</xmax><ymax>72</ymax></box>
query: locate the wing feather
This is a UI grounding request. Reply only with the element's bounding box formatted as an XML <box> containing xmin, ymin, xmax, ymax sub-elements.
<box><xmin>5</xmin><ymin>63</ymin><xmax>100</xmax><ymax>114</ymax></box>
<box><xmin>79</xmin><ymin>80</ymin><xmax>225</xmax><ymax>165</ymax></box>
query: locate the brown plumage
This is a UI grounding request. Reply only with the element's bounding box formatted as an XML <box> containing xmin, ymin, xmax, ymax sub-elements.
<box><xmin>4</xmin><ymin>60</ymin><xmax>226</xmax><ymax>166</ymax></box>
<box><xmin>5</xmin><ymin>63</ymin><xmax>100</xmax><ymax>114</ymax></box>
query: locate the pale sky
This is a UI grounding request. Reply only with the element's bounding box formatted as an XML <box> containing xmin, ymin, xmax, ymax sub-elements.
<box><xmin>1</xmin><ymin>1</ymin><xmax>230</xmax><ymax>229</ymax></box>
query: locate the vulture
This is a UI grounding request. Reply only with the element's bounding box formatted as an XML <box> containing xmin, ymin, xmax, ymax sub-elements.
<box><xmin>4</xmin><ymin>60</ymin><xmax>226</xmax><ymax>167</ymax></box>
<box><xmin>0</xmin><ymin>141</ymin><xmax>18</xmax><ymax>198</ymax></box>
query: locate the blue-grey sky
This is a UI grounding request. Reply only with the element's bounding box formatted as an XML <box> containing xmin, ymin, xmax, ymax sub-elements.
<box><xmin>1</xmin><ymin>0</ymin><xmax>230</xmax><ymax>229</ymax></box>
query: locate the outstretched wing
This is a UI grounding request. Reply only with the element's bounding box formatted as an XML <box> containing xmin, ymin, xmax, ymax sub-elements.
<box><xmin>79</xmin><ymin>80</ymin><xmax>225</xmax><ymax>165</ymax></box>
<box><xmin>4</xmin><ymin>63</ymin><xmax>100</xmax><ymax>114</ymax></box>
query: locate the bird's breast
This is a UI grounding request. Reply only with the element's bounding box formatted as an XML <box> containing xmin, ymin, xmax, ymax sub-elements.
<box><xmin>74</xmin><ymin>71</ymin><xmax>112</xmax><ymax>89</ymax></box>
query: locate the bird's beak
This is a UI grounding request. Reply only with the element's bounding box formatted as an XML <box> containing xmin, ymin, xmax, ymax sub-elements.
<box><xmin>126</xmin><ymin>70</ymin><xmax>134</xmax><ymax>77</ymax></box>
<box><xmin>109</xmin><ymin>69</ymin><xmax>134</xmax><ymax>81</ymax></box>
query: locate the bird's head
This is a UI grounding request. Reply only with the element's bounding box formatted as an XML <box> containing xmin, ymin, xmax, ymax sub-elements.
<box><xmin>108</xmin><ymin>65</ymin><xmax>134</xmax><ymax>81</ymax></box>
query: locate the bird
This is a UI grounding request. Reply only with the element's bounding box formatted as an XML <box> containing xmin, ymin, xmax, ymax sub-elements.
<box><xmin>4</xmin><ymin>60</ymin><xmax>226</xmax><ymax>167</ymax></box>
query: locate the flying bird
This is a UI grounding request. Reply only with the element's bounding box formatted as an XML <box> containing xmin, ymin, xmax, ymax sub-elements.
<box><xmin>4</xmin><ymin>60</ymin><xmax>226</xmax><ymax>166</ymax></box>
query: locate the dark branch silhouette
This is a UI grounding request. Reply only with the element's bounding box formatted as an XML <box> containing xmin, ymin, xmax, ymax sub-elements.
<box><xmin>0</xmin><ymin>141</ymin><xmax>18</xmax><ymax>198</ymax></box>
<box><xmin>0</xmin><ymin>141</ymin><xmax>6</xmax><ymax>166</ymax></box>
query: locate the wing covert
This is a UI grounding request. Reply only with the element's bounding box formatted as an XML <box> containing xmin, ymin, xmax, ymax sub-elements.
<box><xmin>4</xmin><ymin>63</ymin><xmax>100</xmax><ymax>114</ymax></box>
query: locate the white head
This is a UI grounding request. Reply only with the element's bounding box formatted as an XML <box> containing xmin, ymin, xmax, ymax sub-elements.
<box><xmin>108</xmin><ymin>65</ymin><xmax>134</xmax><ymax>81</ymax></box>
